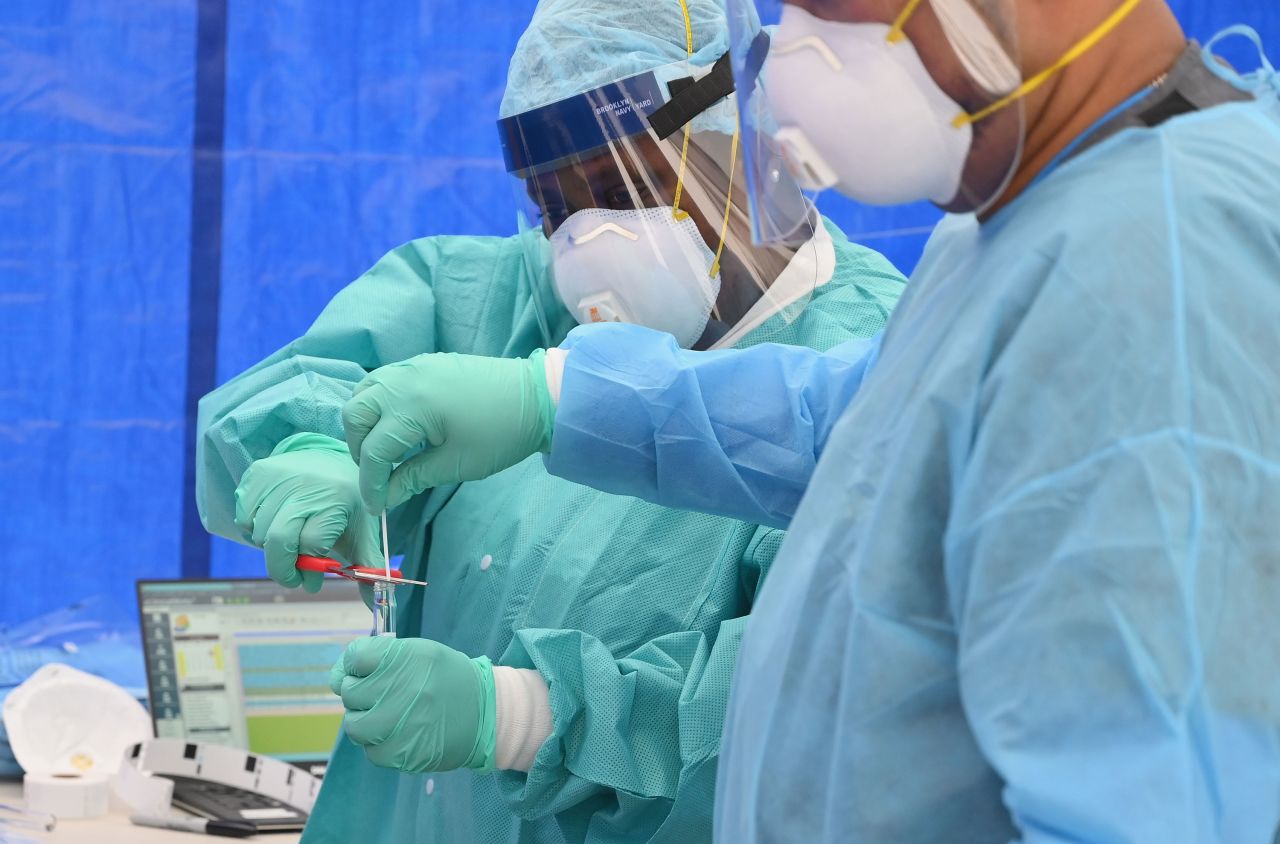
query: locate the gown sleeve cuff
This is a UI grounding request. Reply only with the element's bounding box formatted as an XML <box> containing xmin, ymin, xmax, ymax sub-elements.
<box><xmin>543</xmin><ymin>347</ymin><xmax>567</xmax><ymax>405</ymax></box>
<box><xmin>492</xmin><ymin>666</ymin><xmax>553</xmax><ymax>772</ymax></box>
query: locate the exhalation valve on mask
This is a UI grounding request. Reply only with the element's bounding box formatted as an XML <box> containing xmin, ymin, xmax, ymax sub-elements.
<box><xmin>548</xmin><ymin>206</ymin><xmax>722</xmax><ymax>349</ymax></box>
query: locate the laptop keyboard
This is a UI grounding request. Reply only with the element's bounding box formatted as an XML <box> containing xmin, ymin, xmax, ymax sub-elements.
<box><xmin>167</xmin><ymin>775</ymin><xmax>307</xmax><ymax>831</ymax></box>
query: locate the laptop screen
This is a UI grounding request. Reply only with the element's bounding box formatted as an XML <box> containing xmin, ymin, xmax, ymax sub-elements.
<box><xmin>136</xmin><ymin>578</ymin><xmax>368</xmax><ymax>765</ymax></box>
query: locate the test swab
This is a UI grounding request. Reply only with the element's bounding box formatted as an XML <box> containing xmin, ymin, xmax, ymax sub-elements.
<box><xmin>374</xmin><ymin>511</ymin><xmax>395</xmax><ymax>637</ymax></box>
<box><xmin>381</xmin><ymin>510</ymin><xmax>391</xmax><ymax>582</ymax></box>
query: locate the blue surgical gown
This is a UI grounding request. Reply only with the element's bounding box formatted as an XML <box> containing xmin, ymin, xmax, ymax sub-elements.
<box><xmin>196</xmin><ymin>221</ymin><xmax>905</xmax><ymax>842</ymax></box>
<box><xmin>545</xmin><ymin>86</ymin><xmax>1280</xmax><ymax>841</ymax></box>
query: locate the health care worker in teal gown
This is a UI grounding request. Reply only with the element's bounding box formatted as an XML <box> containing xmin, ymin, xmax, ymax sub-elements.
<box><xmin>196</xmin><ymin>1</ymin><xmax>906</xmax><ymax>841</ymax></box>
<box><xmin>336</xmin><ymin>0</ymin><xmax>1280</xmax><ymax>841</ymax></box>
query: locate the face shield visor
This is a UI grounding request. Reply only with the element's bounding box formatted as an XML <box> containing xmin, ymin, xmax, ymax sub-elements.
<box><xmin>726</xmin><ymin>0</ymin><xmax>1024</xmax><ymax>244</ymax></box>
<box><xmin>498</xmin><ymin>58</ymin><xmax>821</xmax><ymax>350</ymax></box>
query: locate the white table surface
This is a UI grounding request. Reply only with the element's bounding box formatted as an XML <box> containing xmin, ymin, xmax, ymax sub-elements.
<box><xmin>0</xmin><ymin>780</ymin><xmax>303</xmax><ymax>843</ymax></box>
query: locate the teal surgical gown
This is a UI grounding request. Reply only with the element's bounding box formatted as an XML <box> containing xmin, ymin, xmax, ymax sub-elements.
<box><xmin>542</xmin><ymin>79</ymin><xmax>1280</xmax><ymax>840</ymax></box>
<box><xmin>195</xmin><ymin>222</ymin><xmax>905</xmax><ymax>842</ymax></box>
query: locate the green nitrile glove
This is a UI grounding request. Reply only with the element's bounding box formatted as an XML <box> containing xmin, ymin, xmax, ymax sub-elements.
<box><xmin>329</xmin><ymin>637</ymin><xmax>497</xmax><ymax>773</ymax></box>
<box><xmin>341</xmin><ymin>350</ymin><xmax>555</xmax><ymax>514</ymax></box>
<box><xmin>234</xmin><ymin>433</ymin><xmax>382</xmax><ymax>593</ymax></box>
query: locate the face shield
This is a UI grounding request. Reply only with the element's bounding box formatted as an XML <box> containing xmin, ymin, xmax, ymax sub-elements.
<box><xmin>726</xmin><ymin>0</ymin><xmax>1024</xmax><ymax>244</ymax></box>
<box><xmin>498</xmin><ymin>58</ymin><xmax>820</xmax><ymax>350</ymax></box>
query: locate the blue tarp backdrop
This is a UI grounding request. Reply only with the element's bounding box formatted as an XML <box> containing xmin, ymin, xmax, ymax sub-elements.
<box><xmin>1</xmin><ymin>1</ymin><xmax>1277</xmax><ymax>631</ymax></box>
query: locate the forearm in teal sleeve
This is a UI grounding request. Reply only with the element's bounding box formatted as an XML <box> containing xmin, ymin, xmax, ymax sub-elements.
<box><xmin>545</xmin><ymin>323</ymin><xmax>880</xmax><ymax>529</ymax></box>
<box><xmin>493</xmin><ymin>624</ymin><xmax>746</xmax><ymax>841</ymax></box>
<box><xmin>195</xmin><ymin>234</ymin><xmax>546</xmax><ymax>544</ymax></box>
<box><xmin>196</xmin><ymin>358</ymin><xmax>367</xmax><ymax>543</ymax></box>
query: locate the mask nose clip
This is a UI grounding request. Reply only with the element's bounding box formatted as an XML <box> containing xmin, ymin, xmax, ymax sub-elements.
<box><xmin>571</xmin><ymin>222</ymin><xmax>640</xmax><ymax>246</ymax></box>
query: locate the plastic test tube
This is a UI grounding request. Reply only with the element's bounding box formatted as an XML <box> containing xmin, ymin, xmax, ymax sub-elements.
<box><xmin>0</xmin><ymin>801</ymin><xmax>56</xmax><ymax>833</ymax></box>
<box><xmin>372</xmin><ymin>511</ymin><xmax>396</xmax><ymax>637</ymax></box>
<box><xmin>370</xmin><ymin>580</ymin><xmax>396</xmax><ymax>637</ymax></box>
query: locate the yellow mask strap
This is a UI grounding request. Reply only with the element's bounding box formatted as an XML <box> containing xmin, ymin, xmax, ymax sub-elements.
<box><xmin>671</xmin><ymin>0</ymin><xmax>695</xmax><ymax>221</ymax></box>
<box><xmin>708</xmin><ymin>125</ymin><xmax>740</xmax><ymax>278</ymax></box>
<box><xmin>669</xmin><ymin>0</ymin><xmax>736</xmax><ymax>279</ymax></box>
<box><xmin>955</xmin><ymin>0</ymin><xmax>1146</xmax><ymax>127</ymax></box>
<box><xmin>884</xmin><ymin>0</ymin><xmax>1146</xmax><ymax>129</ymax></box>
<box><xmin>887</xmin><ymin>0</ymin><xmax>929</xmax><ymax>44</ymax></box>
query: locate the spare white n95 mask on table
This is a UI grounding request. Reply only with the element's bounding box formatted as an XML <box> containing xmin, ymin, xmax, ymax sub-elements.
<box><xmin>2</xmin><ymin>663</ymin><xmax>152</xmax><ymax>777</ymax></box>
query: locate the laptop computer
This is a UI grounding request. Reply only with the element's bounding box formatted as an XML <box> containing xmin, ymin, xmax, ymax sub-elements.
<box><xmin>136</xmin><ymin>578</ymin><xmax>368</xmax><ymax>829</ymax></box>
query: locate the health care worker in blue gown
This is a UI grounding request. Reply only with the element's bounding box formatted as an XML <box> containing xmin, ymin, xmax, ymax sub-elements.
<box><xmin>195</xmin><ymin>0</ymin><xmax>907</xmax><ymax>840</ymax></box>
<box><xmin>338</xmin><ymin>0</ymin><xmax>1280</xmax><ymax>840</ymax></box>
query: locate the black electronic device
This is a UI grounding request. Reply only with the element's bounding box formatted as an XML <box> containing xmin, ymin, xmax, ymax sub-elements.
<box><xmin>132</xmin><ymin>578</ymin><xmax>368</xmax><ymax>833</ymax></box>
<box><xmin>128</xmin><ymin>738</ymin><xmax>323</xmax><ymax>834</ymax></box>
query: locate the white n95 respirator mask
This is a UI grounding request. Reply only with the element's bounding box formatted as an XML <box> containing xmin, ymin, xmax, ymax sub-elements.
<box><xmin>3</xmin><ymin>663</ymin><xmax>153</xmax><ymax>777</ymax></box>
<box><xmin>760</xmin><ymin>0</ymin><xmax>1136</xmax><ymax>210</ymax></box>
<box><xmin>548</xmin><ymin>206</ymin><xmax>721</xmax><ymax>349</ymax></box>
<box><xmin>766</xmin><ymin>4</ymin><xmax>986</xmax><ymax>206</ymax></box>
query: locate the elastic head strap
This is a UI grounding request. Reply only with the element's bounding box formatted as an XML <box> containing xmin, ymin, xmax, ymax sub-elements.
<box><xmin>671</xmin><ymin>0</ymin><xmax>697</xmax><ymax>221</ymax></box>
<box><xmin>708</xmin><ymin>125</ymin><xmax>740</xmax><ymax>279</ymax></box>
<box><xmin>887</xmin><ymin>0</ymin><xmax>1146</xmax><ymax>128</ymax></box>
<box><xmin>666</xmin><ymin>0</ymin><xmax>738</xmax><ymax>276</ymax></box>
<box><xmin>887</xmin><ymin>0</ymin><xmax>929</xmax><ymax>44</ymax></box>
<box><xmin>954</xmin><ymin>0</ymin><xmax>1146</xmax><ymax>127</ymax></box>
<box><xmin>647</xmin><ymin>50</ymin><xmax>736</xmax><ymax>141</ymax></box>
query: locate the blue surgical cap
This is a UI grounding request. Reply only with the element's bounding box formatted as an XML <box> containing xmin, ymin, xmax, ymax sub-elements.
<box><xmin>499</xmin><ymin>0</ymin><xmax>731</xmax><ymax>119</ymax></box>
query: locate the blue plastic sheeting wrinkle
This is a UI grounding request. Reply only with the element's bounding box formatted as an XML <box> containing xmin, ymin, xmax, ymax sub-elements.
<box><xmin>181</xmin><ymin>0</ymin><xmax>229</xmax><ymax>579</ymax></box>
<box><xmin>0</xmin><ymin>0</ymin><xmax>1277</xmax><ymax>627</ymax></box>
<box><xmin>0</xmin><ymin>1</ymin><xmax>198</xmax><ymax>628</ymax></box>
<box><xmin>210</xmin><ymin>0</ymin><xmax>542</xmax><ymax>578</ymax></box>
